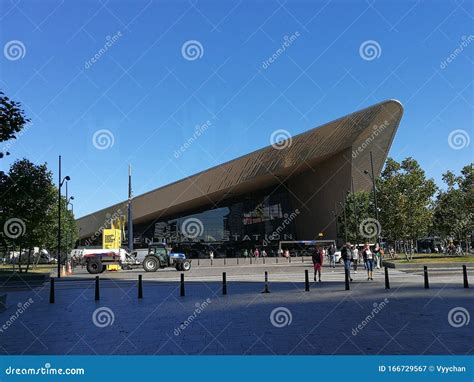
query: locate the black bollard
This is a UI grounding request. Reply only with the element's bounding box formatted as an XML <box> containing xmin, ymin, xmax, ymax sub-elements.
<box><xmin>384</xmin><ymin>267</ymin><xmax>390</xmax><ymax>289</ymax></box>
<box><xmin>302</xmin><ymin>256</ymin><xmax>304</xmax><ymax>263</ymax></box>
<box><xmin>463</xmin><ymin>265</ymin><xmax>469</xmax><ymax>288</ymax></box>
<box><xmin>198</xmin><ymin>258</ymin><xmax>200</xmax><ymax>266</ymax></box>
<box><xmin>250</xmin><ymin>257</ymin><xmax>252</xmax><ymax>265</ymax></box>
<box><xmin>180</xmin><ymin>273</ymin><xmax>185</xmax><ymax>296</ymax></box>
<box><xmin>262</xmin><ymin>271</ymin><xmax>270</xmax><ymax>293</ymax></box>
<box><xmin>263</xmin><ymin>257</ymin><xmax>266</xmax><ymax>264</ymax></box>
<box><xmin>345</xmin><ymin>268</ymin><xmax>350</xmax><ymax>291</ymax></box>
<box><xmin>424</xmin><ymin>266</ymin><xmax>429</xmax><ymax>289</ymax></box>
<box><xmin>276</xmin><ymin>257</ymin><xmax>279</xmax><ymax>264</ymax></box>
<box><xmin>95</xmin><ymin>276</ymin><xmax>100</xmax><ymax>301</ymax></box>
<box><xmin>49</xmin><ymin>278</ymin><xmax>55</xmax><ymax>304</ymax></box>
<box><xmin>138</xmin><ymin>274</ymin><xmax>143</xmax><ymax>299</ymax></box>
<box><xmin>289</xmin><ymin>256</ymin><xmax>291</xmax><ymax>263</ymax></box>
<box><xmin>305</xmin><ymin>270</ymin><xmax>310</xmax><ymax>292</ymax></box>
<box><xmin>222</xmin><ymin>272</ymin><xmax>227</xmax><ymax>295</ymax></box>
<box><xmin>224</xmin><ymin>258</ymin><xmax>226</xmax><ymax>266</ymax></box>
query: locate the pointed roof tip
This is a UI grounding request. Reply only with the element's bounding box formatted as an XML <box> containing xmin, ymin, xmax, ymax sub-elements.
<box><xmin>380</xmin><ymin>99</ymin><xmax>404</xmax><ymax>114</ymax></box>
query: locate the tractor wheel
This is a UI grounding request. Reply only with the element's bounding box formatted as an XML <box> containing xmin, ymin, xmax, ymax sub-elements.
<box><xmin>100</xmin><ymin>265</ymin><xmax>107</xmax><ymax>273</ymax></box>
<box><xmin>86</xmin><ymin>258</ymin><xmax>103</xmax><ymax>274</ymax></box>
<box><xmin>143</xmin><ymin>256</ymin><xmax>160</xmax><ymax>272</ymax></box>
<box><xmin>182</xmin><ymin>261</ymin><xmax>191</xmax><ymax>271</ymax></box>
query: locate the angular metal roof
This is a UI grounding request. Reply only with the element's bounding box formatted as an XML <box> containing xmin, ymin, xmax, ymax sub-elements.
<box><xmin>77</xmin><ymin>99</ymin><xmax>403</xmax><ymax>238</ymax></box>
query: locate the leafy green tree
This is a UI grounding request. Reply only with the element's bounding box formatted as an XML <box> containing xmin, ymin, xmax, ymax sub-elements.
<box><xmin>0</xmin><ymin>159</ymin><xmax>55</xmax><ymax>271</ymax></box>
<box><xmin>0</xmin><ymin>91</ymin><xmax>30</xmax><ymax>144</ymax></box>
<box><xmin>377</xmin><ymin>157</ymin><xmax>437</xmax><ymax>260</ymax></box>
<box><xmin>0</xmin><ymin>159</ymin><xmax>76</xmax><ymax>272</ymax></box>
<box><xmin>337</xmin><ymin>191</ymin><xmax>372</xmax><ymax>243</ymax></box>
<box><xmin>433</xmin><ymin>164</ymin><xmax>473</xmax><ymax>251</ymax></box>
<box><xmin>42</xmin><ymin>190</ymin><xmax>77</xmax><ymax>262</ymax></box>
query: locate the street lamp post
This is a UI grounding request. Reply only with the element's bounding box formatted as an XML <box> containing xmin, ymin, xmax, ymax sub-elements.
<box><xmin>57</xmin><ymin>155</ymin><xmax>70</xmax><ymax>279</ymax></box>
<box><xmin>64</xmin><ymin>184</ymin><xmax>74</xmax><ymax>259</ymax></box>
<box><xmin>364</xmin><ymin>151</ymin><xmax>380</xmax><ymax>242</ymax></box>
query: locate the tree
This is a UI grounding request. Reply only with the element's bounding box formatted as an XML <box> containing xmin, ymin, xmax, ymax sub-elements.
<box><xmin>433</xmin><ymin>164</ymin><xmax>473</xmax><ymax>251</ymax></box>
<box><xmin>337</xmin><ymin>191</ymin><xmax>372</xmax><ymax>243</ymax></box>
<box><xmin>42</xmin><ymin>190</ymin><xmax>77</xmax><ymax>262</ymax></box>
<box><xmin>377</xmin><ymin>157</ymin><xmax>437</xmax><ymax>260</ymax></box>
<box><xmin>0</xmin><ymin>91</ymin><xmax>30</xmax><ymax>143</ymax></box>
<box><xmin>0</xmin><ymin>159</ymin><xmax>77</xmax><ymax>272</ymax></box>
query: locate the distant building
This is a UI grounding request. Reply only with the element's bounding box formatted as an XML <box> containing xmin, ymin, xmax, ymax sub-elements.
<box><xmin>77</xmin><ymin>100</ymin><xmax>403</xmax><ymax>257</ymax></box>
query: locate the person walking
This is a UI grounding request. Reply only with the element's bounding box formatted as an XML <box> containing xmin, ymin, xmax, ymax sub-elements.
<box><xmin>312</xmin><ymin>245</ymin><xmax>324</xmax><ymax>282</ymax></box>
<box><xmin>341</xmin><ymin>242</ymin><xmax>353</xmax><ymax>282</ymax></box>
<box><xmin>262</xmin><ymin>249</ymin><xmax>267</xmax><ymax>257</ymax></box>
<box><xmin>254</xmin><ymin>248</ymin><xmax>260</xmax><ymax>258</ymax></box>
<box><xmin>374</xmin><ymin>243</ymin><xmax>382</xmax><ymax>269</ymax></box>
<box><xmin>209</xmin><ymin>250</ymin><xmax>214</xmax><ymax>261</ymax></box>
<box><xmin>362</xmin><ymin>244</ymin><xmax>374</xmax><ymax>280</ymax></box>
<box><xmin>352</xmin><ymin>245</ymin><xmax>359</xmax><ymax>274</ymax></box>
<box><xmin>328</xmin><ymin>243</ymin><xmax>336</xmax><ymax>269</ymax></box>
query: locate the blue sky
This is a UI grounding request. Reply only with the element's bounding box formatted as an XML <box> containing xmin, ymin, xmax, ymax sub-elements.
<box><xmin>0</xmin><ymin>0</ymin><xmax>472</xmax><ymax>218</ymax></box>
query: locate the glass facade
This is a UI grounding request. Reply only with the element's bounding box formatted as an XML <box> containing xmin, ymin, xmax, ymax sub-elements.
<box><xmin>131</xmin><ymin>185</ymin><xmax>299</xmax><ymax>258</ymax></box>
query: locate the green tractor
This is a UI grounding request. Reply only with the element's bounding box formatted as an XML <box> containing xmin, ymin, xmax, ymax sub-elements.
<box><xmin>142</xmin><ymin>243</ymin><xmax>192</xmax><ymax>272</ymax></box>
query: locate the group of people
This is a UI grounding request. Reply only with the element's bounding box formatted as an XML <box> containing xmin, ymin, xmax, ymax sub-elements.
<box><xmin>242</xmin><ymin>248</ymin><xmax>269</xmax><ymax>258</ymax></box>
<box><xmin>311</xmin><ymin>243</ymin><xmax>384</xmax><ymax>282</ymax></box>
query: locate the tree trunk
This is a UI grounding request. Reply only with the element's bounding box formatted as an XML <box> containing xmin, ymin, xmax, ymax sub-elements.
<box><xmin>25</xmin><ymin>248</ymin><xmax>32</xmax><ymax>273</ymax></box>
<box><xmin>17</xmin><ymin>246</ymin><xmax>22</xmax><ymax>273</ymax></box>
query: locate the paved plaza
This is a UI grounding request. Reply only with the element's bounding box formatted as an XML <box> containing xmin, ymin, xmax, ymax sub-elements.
<box><xmin>0</xmin><ymin>261</ymin><xmax>472</xmax><ymax>355</ymax></box>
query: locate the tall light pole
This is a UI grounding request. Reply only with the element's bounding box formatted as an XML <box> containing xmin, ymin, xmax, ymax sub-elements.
<box><xmin>64</xmin><ymin>183</ymin><xmax>74</xmax><ymax>257</ymax></box>
<box><xmin>128</xmin><ymin>164</ymin><xmax>133</xmax><ymax>252</ymax></box>
<box><xmin>364</xmin><ymin>151</ymin><xmax>380</xmax><ymax>242</ymax></box>
<box><xmin>351</xmin><ymin>177</ymin><xmax>358</xmax><ymax>244</ymax></box>
<box><xmin>58</xmin><ymin>155</ymin><xmax>70</xmax><ymax>278</ymax></box>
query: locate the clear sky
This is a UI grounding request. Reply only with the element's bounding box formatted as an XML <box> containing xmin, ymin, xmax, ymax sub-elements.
<box><xmin>0</xmin><ymin>0</ymin><xmax>472</xmax><ymax>218</ymax></box>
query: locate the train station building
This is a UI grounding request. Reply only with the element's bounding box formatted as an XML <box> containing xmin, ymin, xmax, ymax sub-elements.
<box><xmin>76</xmin><ymin>100</ymin><xmax>403</xmax><ymax>257</ymax></box>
